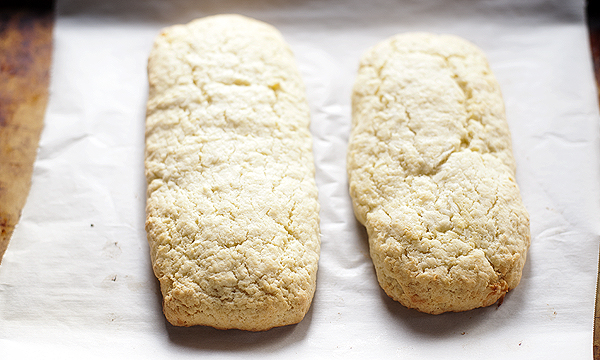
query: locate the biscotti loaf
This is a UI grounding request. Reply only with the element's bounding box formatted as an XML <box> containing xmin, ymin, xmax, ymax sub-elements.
<box><xmin>144</xmin><ymin>14</ymin><xmax>321</xmax><ymax>330</ymax></box>
<box><xmin>347</xmin><ymin>33</ymin><xmax>530</xmax><ymax>314</ymax></box>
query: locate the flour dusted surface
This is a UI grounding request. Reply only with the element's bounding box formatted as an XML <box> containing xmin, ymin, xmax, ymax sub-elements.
<box><xmin>145</xmin><ymin>15</ymin><xmax>320</xmax><ymax>330</ymax></box>
<box><xmin>348</xmin><ymin>33</ymin><xmax>530</xmax><ymax>314</ymax></box>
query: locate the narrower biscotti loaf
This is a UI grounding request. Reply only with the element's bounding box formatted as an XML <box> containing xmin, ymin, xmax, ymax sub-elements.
<box><xmin>145</xmin><ymin>14</ymin><xmax>320</xmax><ymax>330</ymax></box>
<box><xmin>348</xmin><ymin>33</ymin><xmax>530</xmax><ymax>314</ymax></box>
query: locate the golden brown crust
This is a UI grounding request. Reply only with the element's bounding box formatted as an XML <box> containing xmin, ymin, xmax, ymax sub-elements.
<box><xmin>145</xmin><ymin>14</ymin><xmax>320</xmax><ymax>330</ymax></box>
<box><xmin>348</xmin><ymin>33</ymin><xmax>530</xmax><ymax>314</ymax></box>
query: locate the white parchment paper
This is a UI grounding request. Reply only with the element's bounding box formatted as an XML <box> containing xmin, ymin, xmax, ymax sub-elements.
<box><xmin>1</xmin><ymin>0</ymin><xmax>599</xmax><ymax>358</ymax></box>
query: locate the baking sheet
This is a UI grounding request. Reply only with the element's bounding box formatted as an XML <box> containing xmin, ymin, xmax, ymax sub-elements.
<box><xmin>1</xmin><ymin>0</ymin><xmax>599</xmax><ymax>358</ymax></box>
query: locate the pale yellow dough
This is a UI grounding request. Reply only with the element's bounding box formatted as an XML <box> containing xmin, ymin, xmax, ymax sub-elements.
<box><xmin>348</xmin><ymin>33</ymin><xmax>530</xmax><ymax>314</ymax></box>
<box><xmin>145</xmin><ymin>14</ymin><xmax>320</xmax><ymax>330</ymax></box>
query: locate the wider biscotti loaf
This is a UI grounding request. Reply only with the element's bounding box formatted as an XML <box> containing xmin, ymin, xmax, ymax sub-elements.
<box><xmin>347</xmin><ymin>33</ymin><xmax>530</xmax><ymax>314</ymax></box>
<box><xmin>145</xmin><ymin>14</ymin><xmax>321</xmax><ymax>330</ymax></box>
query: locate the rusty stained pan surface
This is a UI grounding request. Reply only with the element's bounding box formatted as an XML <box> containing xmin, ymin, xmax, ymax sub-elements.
<box><xmin>588</xmin><ymin>0</ymin><xmax>600</xmax><ymax>358</ymax></box>
<box><xmin>0</xmin><ymin>5</ymin><xmax>54</xmax><ymax>263</ymax></box>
